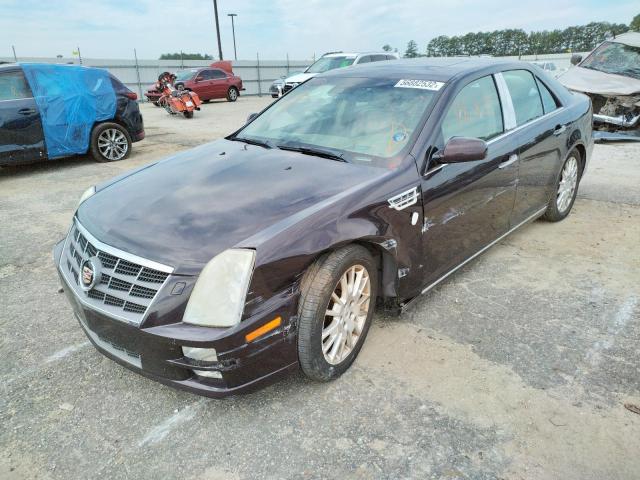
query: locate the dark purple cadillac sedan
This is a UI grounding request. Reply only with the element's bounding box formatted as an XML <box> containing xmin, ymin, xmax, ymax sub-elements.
<box><xmin>54</xmin><ymin>58</ymin><xmax>593</xmax><ymax>397</ymax></box>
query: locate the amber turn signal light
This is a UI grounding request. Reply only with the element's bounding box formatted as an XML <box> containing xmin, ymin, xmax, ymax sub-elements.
<box><xmin>245</xmin><ymin>316</ymin><xmax>282</xmax><ymax>343</ymax></box>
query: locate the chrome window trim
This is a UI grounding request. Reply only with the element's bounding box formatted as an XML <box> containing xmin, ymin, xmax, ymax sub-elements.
<box><xmin>494</xmin><ymin>73</ymin><xmax>517</xmax><ymax>130</ymax></box>
<box><xmin>487</xmin><ymin>106</ymin><xmax>566</xmax><ymax>146</ymax></box>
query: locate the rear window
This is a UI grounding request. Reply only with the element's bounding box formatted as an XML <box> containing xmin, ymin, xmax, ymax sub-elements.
<box><xmin>502</xmin><ymin>70</ymin><xmax>544</xmax><ymax>126</ymax></box>
<box><xmin>0</xmin><ymin>70</ymin><xmax>32</xmax><ymax>100</ymax></box>
<box><xmin>109</xmin><ymin>74</ymin><xmax>131</xmax><ymax>94</ymax></box>
<box><xmin>535</xmin><ymin>77</ymin><xmax>559</xmax><ymax>114</ymax></box>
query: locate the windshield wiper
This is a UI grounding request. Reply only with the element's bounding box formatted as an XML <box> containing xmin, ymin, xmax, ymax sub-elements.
<box><xmin>229</xmin><ymin>136</ymin><xmax>274</xmax><ymax>149</ymax></box>
<box><xmin>277</xmin><ymin>144</ymin><xmax>347</xmax><ymax>162</ymax></box>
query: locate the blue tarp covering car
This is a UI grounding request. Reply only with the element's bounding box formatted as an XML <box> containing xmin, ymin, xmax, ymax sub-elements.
<box><xmin>20</xmin><ymin>64</ymin><xmax>117</xmax><ymax>158</ymax></box>
<box><xmin>0</xmin><ymin>62</ymin><xmax>144</xmax><ymax>166</ymax></box>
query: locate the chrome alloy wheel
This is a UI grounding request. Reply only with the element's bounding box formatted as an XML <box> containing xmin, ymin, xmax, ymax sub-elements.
<box><xmin>228</xmin><ymin>88</ymin><xmax>238</xmax><ymax>100</ymax></box>
<box><xmin>97</xmin><ymin>128</ymin><xmax>128</xmax><ymax>161</ymax></box>
<box><xmin>557</xmin><ymin>156</ymin><xmax>578</xmax><ymax>213</ymax></box>
<box><xmin>322</xmin><ymin>265</ymin><xmax>371</xmax><ymax>365</ymax></box>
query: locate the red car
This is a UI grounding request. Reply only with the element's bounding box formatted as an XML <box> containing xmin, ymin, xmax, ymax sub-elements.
<box><xmin>145</xmin><ymin>61</ymin><xmax>244</xmax><ymax>104</ymax></box>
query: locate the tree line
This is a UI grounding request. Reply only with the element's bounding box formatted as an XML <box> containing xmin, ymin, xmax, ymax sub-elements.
<box><xmin>159</xmin><ymin>53</ymin><xmax>213</xmax><ymax>60</ymax></box>
<box><xmin>397</xmin><ymin>15</ymin><xmax>638</xmax><ymax>58</ymax></box>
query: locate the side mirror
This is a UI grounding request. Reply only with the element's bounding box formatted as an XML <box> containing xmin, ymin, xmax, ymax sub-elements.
<box><xmin>432</xmin><ymin>137</ymin><xmax>488</xmax><ymax>165</ymax></box>
<box><xmin>195</xmin><ymin>75</ymin><xmax>204</xmax><ymax>82</ymax></box>
<box><xmin>246</xmin><ymin>113</ymin><xmax>259</xmax><ymax>124</ymax></box>
<box><xmin>570</xmin><ymin>54</ymin><xmax>582</xmax><ymax>66</ymax></box>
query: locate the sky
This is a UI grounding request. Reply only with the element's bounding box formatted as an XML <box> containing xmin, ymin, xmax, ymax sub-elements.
<box><xmin>1</xmin><ymin>0</ymin><xmax>638</xmax><ymax>61</ymax></box>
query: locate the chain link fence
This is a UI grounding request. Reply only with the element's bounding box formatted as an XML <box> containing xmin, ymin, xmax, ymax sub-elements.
<box><xmin>0</xmin><ymin>54</ymin><xmax>312</xmax><ymax>100</ymax></box>
<box><xmin>1</xmin><ymin>51</ymin><xmax>581</xmax><ymax>102</ymax></box>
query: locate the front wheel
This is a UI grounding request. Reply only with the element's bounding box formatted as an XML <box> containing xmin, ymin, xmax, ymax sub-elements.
<box><xmin>543</xmin><ymin>149</ymin><xmax>582</xmax><ymax>221</ymax></box>
<box><xmin>90</xmin><ymin>122</ymin><xmax>132</xmax><ymax>162</ymax></box>
<box><xmin>297</xmin><ymin>245</ymin><xmax>378</xmax><ymax>381</ymax></box>
<box><xmin>226</xmin><ymin>87</ymin><xmax>239</xmax><ymax>102</ymax></box>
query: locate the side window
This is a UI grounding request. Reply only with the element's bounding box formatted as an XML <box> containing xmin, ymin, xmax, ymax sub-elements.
<box><xmin>357</xmin><ymin>56</ymin><xmax>371</xmax><ymax>64</ymax></box>
<box><xmin>386</xmin><ymin>55</ymin><xmax>396</xmax><ymax>60</ymax></box>
<box><xmin>502</xmin><ymin>70</ymin><xmax>544</xmax><ymax>126</ymax></box>
<box><xmin>0</xmin><ymin>71</ymin><xmax>32</xmax><ymax>101</ymax></box>
<box><xmin>535</xmin><ymin>77</ymin><xmax>559</xmax><ymax>114</ymax></box>
<box><xmin>370</xmin><ymin>55</ymin><xmax>387</xmax><ymax>62</ymax></box>
<box><xmin>441</xmin><ymin>75</ymin><xmax>504</xmax><ymax>142</ymax></box>
<box><xmin>210</xmin><ymin>69</ymin><xmax>227</xmax><ymax>79</ymax></box>
<box><xmin>198</xmin><ymin>70</ymin><xmax>213</xmax><ymax>80</ymax></box>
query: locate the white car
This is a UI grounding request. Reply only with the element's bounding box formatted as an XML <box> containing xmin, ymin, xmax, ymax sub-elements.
<box><xmin>280</xmin><ymin>52</ymin><xmax>399</xmax><ymax>95</ymax></box>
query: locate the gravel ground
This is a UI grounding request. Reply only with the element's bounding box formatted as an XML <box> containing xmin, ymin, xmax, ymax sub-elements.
<box><xmin>1</xmin><ymin>98</ymin><xmax>639</xmax><ymax>480</ymax></box>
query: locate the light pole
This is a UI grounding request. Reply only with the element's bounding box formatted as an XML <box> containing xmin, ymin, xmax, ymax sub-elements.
<box><xmin>228</xmin><ymin>13</ymin><xmax>238</xmax><ymax>60</ymax></box>
<box><xmin>212</xmin><ymin>0</ymin><xmax>223</xmax><ymax>60</ymax></box>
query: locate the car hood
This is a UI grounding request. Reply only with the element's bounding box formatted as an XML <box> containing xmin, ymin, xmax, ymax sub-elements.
<box><xmin>558</xmin><ymin>66</ymin><xmax>640</xmax><ymax>96</ymax></box>
<box><xmin>284</xmin><ymin>72</ymin><xmax>316</xmax><ymax>83</ymax></box>
<box><xmin>77</xmin><ymin>139</ymin><xmax>384</xmax><ymax>272</ymax></box>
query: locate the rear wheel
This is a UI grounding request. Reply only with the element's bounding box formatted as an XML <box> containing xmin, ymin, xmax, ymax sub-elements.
<box><xmin>90</xmin><ymin>122</ymin><xmax>131</xmax><ymax>162</ymax></box>
<box><xmin>227</xmin><ymin>87</ymin><xmax>239</xmax><ymax>102</ymax></box>
<box><xmin>297</xmin><ymin>245</ymin><xmax>378</xmax><ymax>381</ymax></box>
<box><xmin>543</xmin><ymin>149</ymin><xmax>582</xmax><ymax>221</ymax></box>
<box><xmin>202</xmin><ymin>99</ymin><xmax>210</xmax><ymax>103</ymax></box>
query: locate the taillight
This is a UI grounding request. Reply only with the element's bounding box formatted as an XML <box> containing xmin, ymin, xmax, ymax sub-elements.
<box><xmin>124</xmin><ymin>91</ymin><xmax>138</xmax><ymax>100</ymax></box>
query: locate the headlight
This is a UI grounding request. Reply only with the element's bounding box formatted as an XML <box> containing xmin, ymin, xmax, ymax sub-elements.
<box><xmin>183</xmin><ymin>249</ymin><xmax>255</xmax><ymax>328</ymax></box>
<box><xmin>77</xmin><ymin>185</ymin><xmax>96</xmax><ymax>208</ymax></box>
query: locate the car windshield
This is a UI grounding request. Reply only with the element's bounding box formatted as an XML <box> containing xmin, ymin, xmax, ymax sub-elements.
<box><xmin>235</xmin><ymin>76</ymin><xmax>440</xmax><ymax>167</ymax></box>
<box><xmin>306</xmin><ymin>57</ymin><xmax>356</xmax><ymax>74</ymax></box>
<box><xmin>580</xmin><ymin>41</ymin><xmax>640</xmax><ymax>80</ymax></box>
<box><xmin>174</xmin><ymin>69</ymin><xmax>198</xmax><ymax>81</ymax></box>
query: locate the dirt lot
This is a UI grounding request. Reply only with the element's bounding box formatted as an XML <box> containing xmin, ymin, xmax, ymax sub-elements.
<box><xmin>1</xmin><ymin>97</ymin><xmax>639</xmax><ymax>480</ymax></box>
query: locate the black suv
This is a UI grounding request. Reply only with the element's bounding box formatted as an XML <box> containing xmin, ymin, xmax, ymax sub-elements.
<box><xmin>0</xmin><ymin>63</ymin><xmax>144</xmax><ymax>166</ymax></box>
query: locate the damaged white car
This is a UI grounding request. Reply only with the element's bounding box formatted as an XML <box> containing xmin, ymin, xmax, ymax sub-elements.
<box><xmin>559</xmin><ymin>32</ymin><xmax>640</xmax><ymax>142</ymax></box>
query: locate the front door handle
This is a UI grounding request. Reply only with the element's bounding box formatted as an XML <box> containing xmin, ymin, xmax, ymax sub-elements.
<box><xmin>553</xmin><ymin>124</ymin><xmax>567</xmax><ymax>136</ymax></box>
<box><xmin>18</xmin><ymin>108</ymin><xmax>36</xmax><ymax>115</ymax></box>
<box><xmin>499</xmin><ymin>154</ymin><xmax>518</xmax><ymax>169</ymax></box>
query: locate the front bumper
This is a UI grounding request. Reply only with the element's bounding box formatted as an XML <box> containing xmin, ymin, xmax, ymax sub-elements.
<box><xmin>54</xmin><ymin>239</ymin><xmax>299</xmax><ymax>398</ymax></box>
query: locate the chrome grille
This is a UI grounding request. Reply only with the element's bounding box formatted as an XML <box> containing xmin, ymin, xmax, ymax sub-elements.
<box><xmin>60</xmin><ymin>219</ymin><xmax>173</xmax><ymax>326</ymax></box>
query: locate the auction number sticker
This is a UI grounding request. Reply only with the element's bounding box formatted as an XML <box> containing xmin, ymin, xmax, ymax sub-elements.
<box><xmin>395</xmin><ymin>79</ymin><xmax>445</xmax><ymax>91</ymax></box>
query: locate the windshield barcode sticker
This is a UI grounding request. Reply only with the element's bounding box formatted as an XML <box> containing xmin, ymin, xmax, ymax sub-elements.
<box><xmin>395</xmin><ymin>79</ymin><xmax>445</xmax><ymax>91</ymax></box>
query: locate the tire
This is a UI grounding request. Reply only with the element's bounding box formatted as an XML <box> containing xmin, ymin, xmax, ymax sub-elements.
<box><xmin>297</xmin><ymin>245</ymin><xmax>378</xmax><ymax>381</ymax></box>
<box><xmin>271</xmin><ymin>94</ymin><xmax>278</xmax><ymax>99</ymax></box>
<box><xmin>543</xmin><ymin>149</ymin><xmax>582</xmax><ymax>222</ymax></box>
<box><xmin>90</xmin><ymin>122</ymin><xmax>132</xmax><ymax>162</ymax></box>
<box><xmin>227</xmin><ymin>87</ymin><xmax>239</xmax><ymax>102</ymax></box>
<box><xmin>202</xmin><ymin>99</ymin><xmax>210</xmax><ymax>104</ymax></box>
<box><xmin>152</xmin><ymin>101</ymin><xmax>160</xmax><ymax>107</ymax></box>
<box><xmin>183</xmin><ymin>111</ymin><xmax>194</xmax><ymax>119</ymax></box>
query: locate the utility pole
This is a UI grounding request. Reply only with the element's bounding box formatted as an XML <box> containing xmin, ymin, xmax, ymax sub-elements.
<box><xmin>77</xmin><ymin>46</ymin><xmax>83</xmax><ymax>65</ymax></box>
<box><xmin>213</xmin><ymin>0</ymin><xmax>223</xmax><ymax>60</ymax></box>
<box><xmin>11</xmin><ymin>45</ymin><xmax>17</xmax><ymax>62</ymax></box>
<box><xmin>228</xmin><ymin>13</ymin><xmax>238</xmax><ymax>60</ymax></box>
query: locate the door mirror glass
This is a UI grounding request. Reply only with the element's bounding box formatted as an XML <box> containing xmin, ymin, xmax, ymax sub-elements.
<box><xmin>246</xmin><ymin>112</ymin><xmax>259</xmax><ymax>124</ymax></box>
<box><xmin>435</xmin><ymin>137</ymin><xmax>488</xmax><ymax>164</ymax></box>
<box><xmin>195</xmin><ymin>75</ymin><xmax>204</xmax><ymax>82</ymax></box>
<box><xmin>570</xmin><ymin>54</ymin><xmax>583</xmax><ymax>66</ymax></box>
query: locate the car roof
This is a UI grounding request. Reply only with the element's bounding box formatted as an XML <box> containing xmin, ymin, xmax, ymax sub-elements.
<box><xmin>323</xmin><ymin>52</ymin><xmax>396</xmax><ymax>58</ymax></box>
<box><xmin>611</xmin><ymin>31</ymin><xmax>640</xmax><ymax>48</ymax></box>
<box><xmin>322</xmin><ymin>56</ymin><xmax>525</xmax><ymax>82</ymax></box>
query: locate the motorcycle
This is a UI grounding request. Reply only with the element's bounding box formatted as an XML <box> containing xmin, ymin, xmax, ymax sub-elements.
<box><xmin>156</xmin><ymin>72</ymin><xmax>201</xmax><ymax>119</ymax></box>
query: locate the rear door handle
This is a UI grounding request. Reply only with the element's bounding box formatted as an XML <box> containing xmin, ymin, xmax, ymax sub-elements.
<box><xmin>18</xmin><ymin>108</ymin><xmax>36</xmax><ymax>115</ymax></box>
<box><xmin>553</xmin><ymin>124</ymin><xmax>567</xmax><ymax>136</ymax></box>
<box><xmin>499</xmin><ymin>154</ymin><xmax>518</xmax><ymax>169</ymax></box>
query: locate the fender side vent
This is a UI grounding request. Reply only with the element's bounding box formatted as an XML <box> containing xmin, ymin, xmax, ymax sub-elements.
<box><xmin>388</xmin><ymin>187</ymin><xmax>420</xmax><ymax>211</ymax></box>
